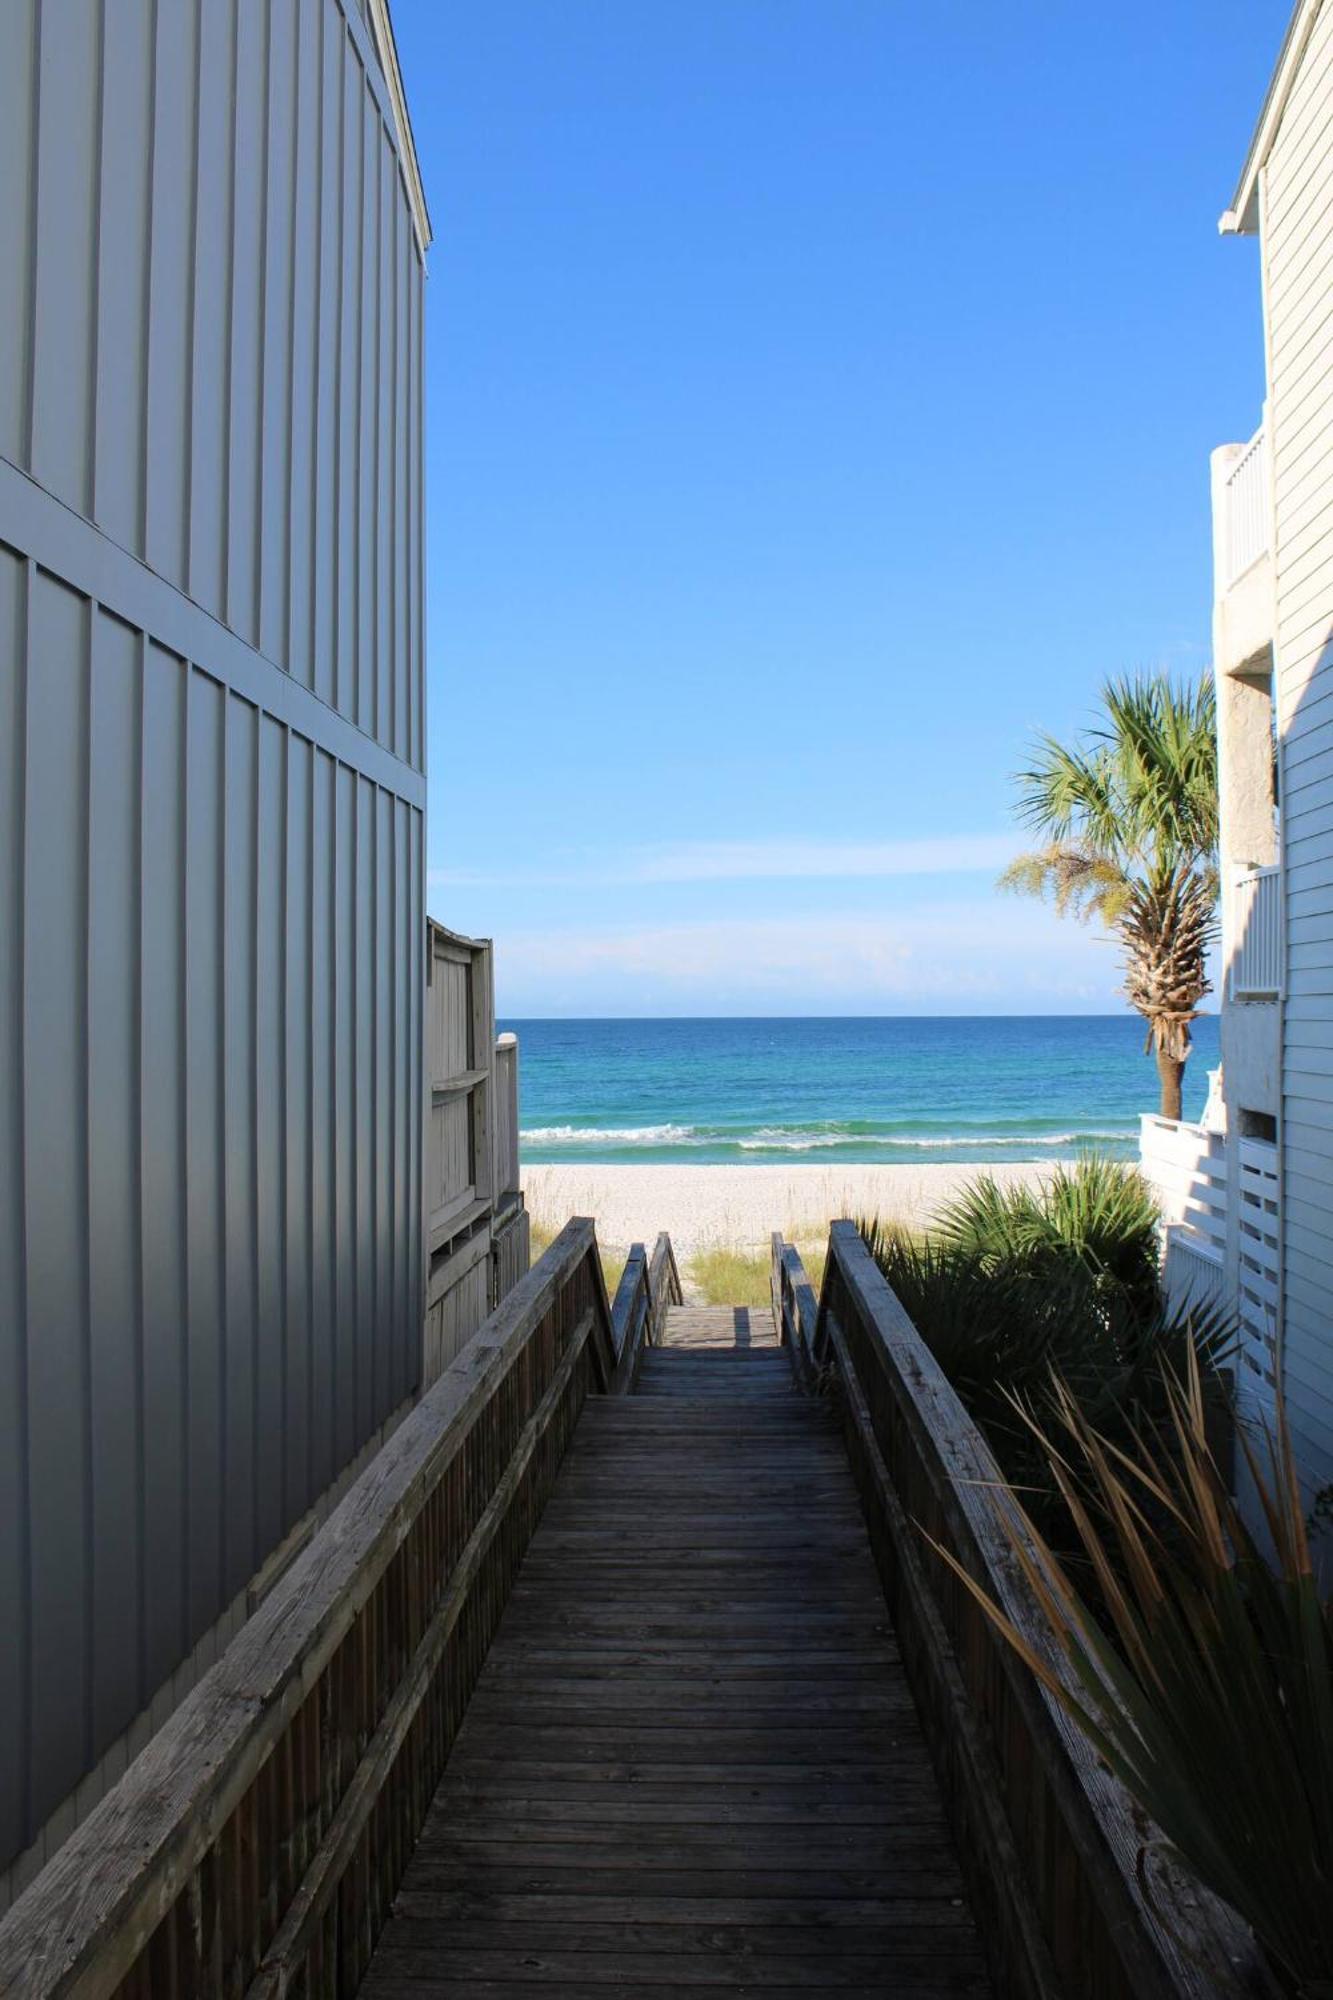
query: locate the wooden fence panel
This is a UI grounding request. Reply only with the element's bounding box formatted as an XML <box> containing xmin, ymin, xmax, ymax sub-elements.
<box><xmin>423</xmin><ymin>926</ymin><xmax>531</xmax><ymax>1381</ymax></box>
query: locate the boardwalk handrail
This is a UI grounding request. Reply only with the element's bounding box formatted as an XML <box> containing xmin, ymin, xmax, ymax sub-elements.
<box><xmin>786</xmin><ymin>1221</ymin><xmax>1275</xmax><ymax>2000</ymax></box>
<box><xmin>770</xmin><ymin>1232</ymin><xmax>821</xmax><ymax>1385</ymax></box>
<box><xmin>0</xmin><ymin>1219</ymin><xmax>617</xmax><ymax>1999</ymax></box>
<box><xmin>609</xmin><ymin>1232</ymin><xmax>683</xmax><ymax>1389</ymax></box>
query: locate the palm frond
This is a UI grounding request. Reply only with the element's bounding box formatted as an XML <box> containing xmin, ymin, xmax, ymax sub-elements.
<box><xmin>1012</xmin><ymin>737</ymin><xmax>1121</xmax><ymax>850</ymax></box>
<box><xmin>935</xmin><ymin>1156</ymin><xmax>1160</xmax><ymax>1307</ymax></box>
<box><xmin>1098</xmin><ymin>675</ymin><xmax>1219</xmax><ymax>866</ymax></box>
<box><xmin>1003</xmin><ymin>674</ymin><xmax>1219</xmax><ymax>1071</ymax></box>
<box><xmin>999</xmin><ymin>844</ymin><xmax>1130</xmax><ymax>922</ymax></box>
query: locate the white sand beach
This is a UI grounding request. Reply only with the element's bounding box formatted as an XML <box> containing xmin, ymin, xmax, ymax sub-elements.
<box><xmin>523</xmin><ymin>1161</ymin><xmax>1054</xmax><ymax>1261</ymax></box>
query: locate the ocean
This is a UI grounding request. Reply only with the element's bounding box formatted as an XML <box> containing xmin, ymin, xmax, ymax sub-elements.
<box><xmin>501</xmin><ymin>1015</ymin><xmax>1221</xmax><ymax>1167</ymax></box>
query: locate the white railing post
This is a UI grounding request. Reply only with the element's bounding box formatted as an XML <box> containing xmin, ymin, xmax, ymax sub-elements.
<box><xmin>1222</xmin><ymin>424</ymin><xmax>1270</xmax><ymax>587</ymax></box>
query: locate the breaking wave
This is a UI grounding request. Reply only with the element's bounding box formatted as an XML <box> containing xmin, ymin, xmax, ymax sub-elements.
<box><xmin>521</xmin><ymin>1123</ymin><xmax>699</xmax><ymax>1146</ymax></box>
<box><xmin>521</xmin><ymin>1120</ymin><xmax>1137</xmax><ymax>1155</ymax></box>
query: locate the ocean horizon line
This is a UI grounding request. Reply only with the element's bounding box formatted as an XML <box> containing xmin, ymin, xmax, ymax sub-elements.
<box><xmin>500</xmin><ymin>1009</ymin><xmax>1219</xmax><ymax>1025</ymax></box>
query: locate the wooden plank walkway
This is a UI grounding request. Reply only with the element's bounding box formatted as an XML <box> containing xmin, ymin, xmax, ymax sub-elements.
<box><xmin>362</xmin><ymin>1303</ymin><xmax>992</xmax><ymax>1996</ymax></box>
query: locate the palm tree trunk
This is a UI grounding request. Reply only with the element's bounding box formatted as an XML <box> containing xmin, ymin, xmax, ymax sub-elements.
<box><xmin>1155</xmin><ymin>1046</ymin><xmax>1185</xmax><ymax>1121</ymax></box>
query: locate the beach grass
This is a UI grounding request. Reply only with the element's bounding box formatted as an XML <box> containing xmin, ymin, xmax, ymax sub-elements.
<box><xmin>532</xmin><ymin>1200</ymin><xmax>830</xmax><ymax>1315</ymax></box>
<box><xmin>528</xmin><ymin>1215</ymin><xmax>558</xmax><ymax>1263</ymax></box>
<box><xmin>690</xmin><ymin>1238</ymin><xmax>826</xmax><ymax>1308</ymax></box>
<box><xmin>528</xmin><ymin>1213</ymin><xmax>624</xmax><ymax>1299</ymax></box>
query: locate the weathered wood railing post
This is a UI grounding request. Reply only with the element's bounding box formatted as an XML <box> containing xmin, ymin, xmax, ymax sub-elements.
<box><xmin>488</xmin><ymin>1032</ymin><xmax>529</xmax><ymax>1309</ymax></box>
<box><xmin>770</xmin><ymin>1232</ymin><xmax>822</xmax><ymax>1387</ymax></box>
<box><xmin>609</xmin><ymin>1234</ymin><xmax>683</xmax><ymax>1391</ymax></box>
<box><xmin>493</xmin><ymin>1032</ymin><xmax>520</xmax><ymax>1202</ymax></box>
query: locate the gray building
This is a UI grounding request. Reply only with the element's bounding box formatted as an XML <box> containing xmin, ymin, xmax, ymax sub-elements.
<box><xmin>0</xmin><ymin>0</ymin><xmax>430</xmax><ymax>1894</ymax></box>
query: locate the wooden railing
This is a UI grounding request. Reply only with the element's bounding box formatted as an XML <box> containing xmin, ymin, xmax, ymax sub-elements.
<box><xmin>488</xmin><ymin>1034</ymin><xmax>529</xmax><ymax>1317</ymax></box>
<box><xmin>770</xmin><ymin>1232</ymin><xmax>822</xmax><ymax>1385</ymax></box>
<box><xmin>490</xmin><ymin>1198</ymin><xmax>531</xmax><ymax>1312</ymax></box>
<box><xmin>493</xmin><ymin>1032</ymin><xmax>521</xmax><ymax>1200</ymax></box>
<box><xmin>609</xmin><ymin>1233</ymin><xmax>683</xmax><ymax>1390</ymax></box>
<box><xmin>0</xmin><ymin>1220</ymin><xmax>618</xmax><ymax>2000</ymax></box>
<box><xmin>776</xmin><ymin>1221</ymin><xmax>1274</xmax><ymax>2000</ymax></box>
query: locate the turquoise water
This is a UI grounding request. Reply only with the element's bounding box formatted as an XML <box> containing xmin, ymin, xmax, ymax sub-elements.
<box><xmin>502</xmin><ymin>1015</ymin><xmax>1221</xmax><ymax>1167</ymax></box>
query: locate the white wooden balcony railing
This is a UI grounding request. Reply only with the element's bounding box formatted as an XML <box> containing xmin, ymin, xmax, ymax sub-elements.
<box><xmin>1222</xmin><ymin>425</ymin><xmax>1270</xmax><ymax>587</ymax></box>
<box><xmin>1139</xmin><ymin>1114</ymin><xmax>1228</xmax><ymax>1258</ymax></box>
<box><xmin>1231</xmin><ymin>864</ymin><xmax>1282</xmax><ymax>997</ymax></box>
<box><xmin>1140</xmin><ymin>1116</ymin><xmax>1284</xmax><ymax>1423</ymax></box>
<box><xmin>1139</xmin><ymin>1113</ymin><xmax>1229</xmax><ymax>1329</ymax></box>
<box><xmin>1161</xmin><ymin>1232</ymin><xmax>1229</xmax><ymax>1318</ymax></box>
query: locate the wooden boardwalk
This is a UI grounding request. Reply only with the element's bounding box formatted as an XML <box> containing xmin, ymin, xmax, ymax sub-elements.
<box><xmin>363</xmin><ymin>1303</ymin><xmax>992</xmax><ymax>1997</ymax></box>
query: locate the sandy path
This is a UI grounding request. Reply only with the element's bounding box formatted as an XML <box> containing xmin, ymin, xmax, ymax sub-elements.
<box><xmin>522</xmin><ymin>1161</ymin><xmax>1052</xmax><ymax>1261</ymax></box>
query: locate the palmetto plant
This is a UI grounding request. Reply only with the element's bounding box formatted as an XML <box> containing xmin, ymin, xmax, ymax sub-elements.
<box><xmin>1001</xmin><ymin>676</ymin><xmax>1219</xmax><ymax>1119</ymax></box>
<box><xmin>937</xmin><ymin>1358</ymin><xmax>1333</xmax><ymax>1998</ymax></box>
<box><xmin>936</xmin><ymin>1156</ymin><xmax>1162</xmax><ymax>1319</ymax></box>
<box><xmin>859</xmin><ymin>1222</ymin><xmax>1058</xmax><ymax>1442</ymax></box>
<box><xmin>863</xmin><ymin>1170</ymin><xmax>1234</xmax><ymax>1563</ymax></box>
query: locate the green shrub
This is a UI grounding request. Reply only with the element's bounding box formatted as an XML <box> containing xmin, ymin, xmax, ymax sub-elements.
<box><xmin>936</xmin><ymin>1156</ymin><xmax>1161</xmax><ymax>1318</ymax></box>
<box><xmin>863</xmin><ymin>1159</ymin><xmax>1234</xmax><ymax>1562</ymax></box>
<box><xmin>860</xmin><ymin>1227</ymin><xmax>1054</xmax><ymax>1436</ymax></box>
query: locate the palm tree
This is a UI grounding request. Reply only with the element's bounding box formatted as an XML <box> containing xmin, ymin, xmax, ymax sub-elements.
<box><xmin>1001</xmin><ymin>676</ymin><xmax>1219</xmax><ymax>1120</ymax></box>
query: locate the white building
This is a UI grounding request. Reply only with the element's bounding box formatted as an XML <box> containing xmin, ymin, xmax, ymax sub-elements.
<box><xmin>1144</xmin><ymin>0</ymin><xmax>1333</xmax><ymax>1525</ymax></box>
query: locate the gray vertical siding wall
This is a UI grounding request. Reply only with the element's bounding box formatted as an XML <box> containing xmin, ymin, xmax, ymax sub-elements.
<box><xmin>0</xmin><ymin>0</ymin><xmax>426</xmax><ymax>1871</ymax></box>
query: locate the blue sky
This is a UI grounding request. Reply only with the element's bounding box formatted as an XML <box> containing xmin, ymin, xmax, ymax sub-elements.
<box><xmin>392</xmin><ymin>0</ymin><xmax>1283</xmax><ymax>1016</ymax></box>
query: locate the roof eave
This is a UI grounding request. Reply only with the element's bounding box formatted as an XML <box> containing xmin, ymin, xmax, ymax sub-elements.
<box><xmin>1220</xmin><ymin>0</ymin><xmax>1324</xmax><ymax>238</ymax></box>
<box><xmin>1218</xmin><ymin>193</ymin><xmax>1258</xmax><ymax>238</ymax></box>
<box><xmin>369</xmin><ymin>0</ymin><xmax>433</xmax><ymax>258</ymax></box>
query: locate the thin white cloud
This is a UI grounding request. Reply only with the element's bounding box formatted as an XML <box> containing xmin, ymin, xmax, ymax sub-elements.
<box><xmin>429</xmin><ymin>831</ymin><xmax>1018</xmax><ymax>893</ymax></box>
<box><xmin>491</xmin><ymin>902</ymin><xmax>1121</xmax><ymax>1012</ymax></box>
<box><xmin>632</xmin><ymin>834</ymin><xmax>1019</xmax><ymax>882</ymax></box>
